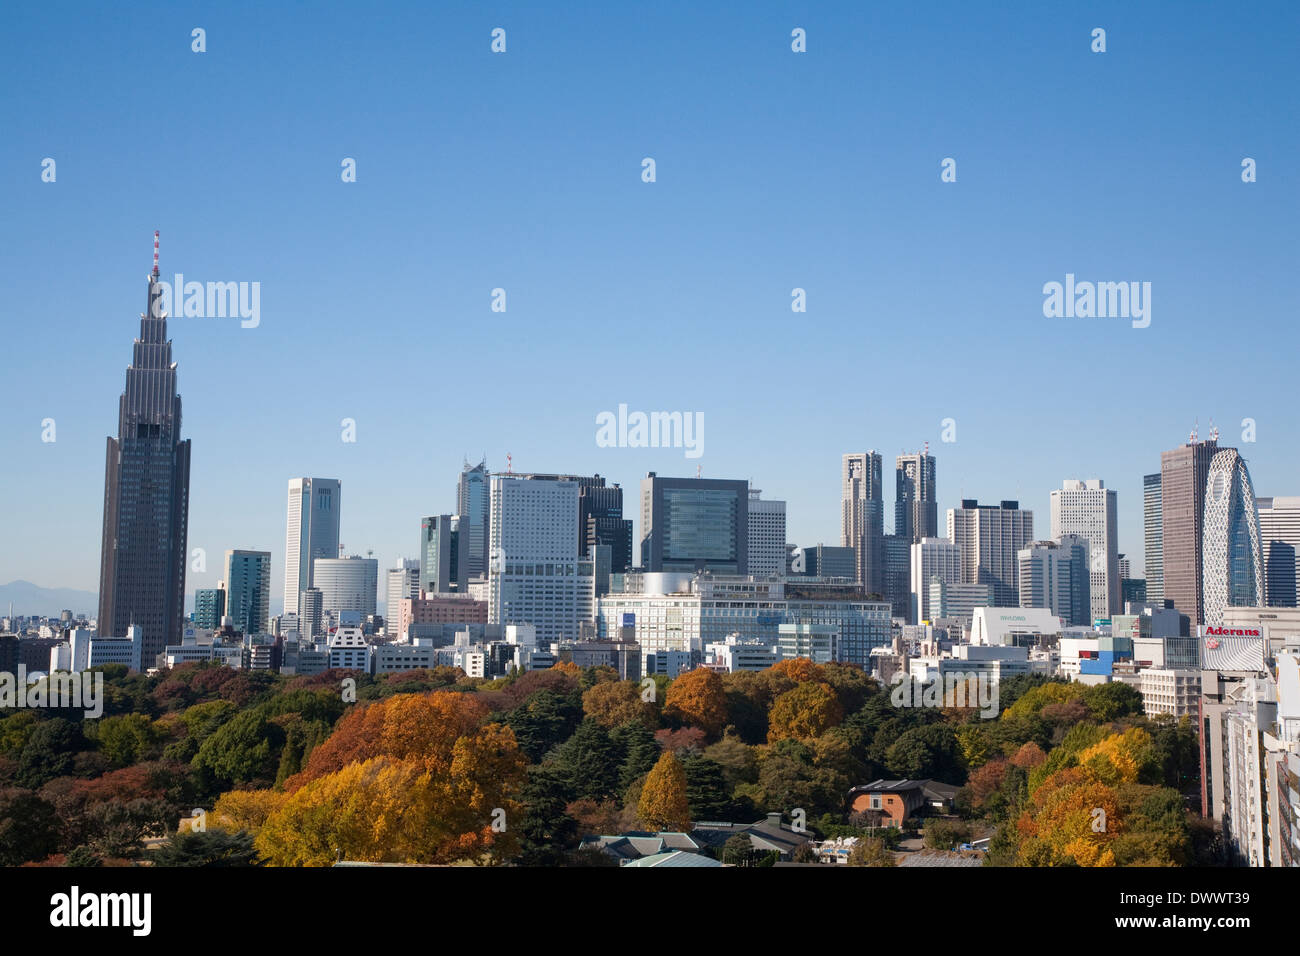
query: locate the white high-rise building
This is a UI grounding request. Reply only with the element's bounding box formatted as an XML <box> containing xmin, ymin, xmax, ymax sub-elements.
<box><xmin>284</xmin><ymin>478</ymin><xmax>341</xmax><ymax>617</ymax></box>
<box><xmin>384</xmin><ymin>559</ymin><xmax>420</xmax><ymax>633</ymax></box>
<box><xmin>489</xmin><ymin>476</ymin><xmax>595</xmax><ymax>645</ymax></box>
<box><xmin>1257</xmin><ymin>496</ymin><xmax>1300</xmax><ymax>608</ymax></box>
<box><xmin>947</xmin><ymin>499</ymin><xmax>1034</xmax><ymax>608</ymax></box>
<box><xmin>313</xmin><ymin>555</ymin><xmax>378</xmax><ymax>618</ymax></box>
<box><xmin>747</xmin><ymin>490</ymin><xmax>787</xmax><ymax>577</ymax></box>
<box><xmin>1050</xmin><ymin>479</ymin><xmax>1119</xmax><ymax>623</ymax></box>
<box><xmin>910</xmin><ymin>537</ymin><xmax>960</xmax><ymax>624</ymax></box>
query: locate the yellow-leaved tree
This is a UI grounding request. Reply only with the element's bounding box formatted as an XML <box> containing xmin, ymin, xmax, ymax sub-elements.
<box><xmin>637</xmin><ymin>750</ymin><xmax>691</xmax><ymax>832</ymax></box>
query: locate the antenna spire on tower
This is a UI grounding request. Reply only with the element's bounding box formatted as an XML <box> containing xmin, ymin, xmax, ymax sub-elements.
<box><xmin>152</xmin><ymin>230</ymin><xmax>160</xmax><ymax>276</ymax></box>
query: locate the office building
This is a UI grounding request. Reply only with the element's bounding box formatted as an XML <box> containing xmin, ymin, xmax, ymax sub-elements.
<box><xmin>385</xmin><ymin>559</ymin><xmax>420</xmax><ymax>631</ymax></box>
<box><xmin>580</xmin><ymin>481</ymin><xmax>634</xmax><ymax>574</ymax></box>
<box><xmin>1144</xmin><ymin>472</ymin><xmax>1164</xmax><ymax>604</ymax></box>
<box><xmin>489</xmin><ymin>475</ymin><xmax>595</xmax><ymax>644</ymax></box>
<box><xmin>1051</xmin><ymin>479</ymin><xmax>1119</xmax><ymax>622</ymax></box>
<box><xmin>640</xmin><ymin>474</ymin><xmax>749</xmax><ymax>575</ymax></box>
<box><xmin>928</xmin><ymin>578</ymin><xmax>993</xmax><ymax>627</ymax></box>
<box><xmin>884</xmin><ymin>533</ymin><xmax>911</xmax><ymax>620</ymax></box>
<box><xmin>457</xmin><ymin>458</ymin><xmax>491</xmax><ymax>580</ymax></box>
<box><xmin>841</xmin><ymin>452</ymin><xmax>885</xmax><ymax>595</ymax></box>
<box><xmin>1257</xmin><ymin>496</ymin><xmax>1300</xmax><ymax>608</ymax></box>
<box><xmin>895</xmin><ymin>449</ymin><xmax>938</xmax><ymax>544</ymax></box>
<box><xmin>420</xmin><ymin>515</ymin><xmax>468</xmax><ymax>594</ymax></box>
<box><xmin>223</xmin><ymin>550</ymin><xmax>271</xmax><ymax>635</ymax></box>
<box><xmin>1202</xmin><ymin>448</ymin><xmax>1265</xmax><ymax>627</ymax></box>
<box><xmin>747</xmin><ymin>489</ymin><xmax>787</xmax><ymax>577</ymax></box>
<box><xmin>1161</xmin><ymin>434</ymin><xmax>1220</xmax><ymax>624</ymax></box>
<box><xmin>947</xmin><ymin>499</ymin><xmax>1034</xmax><ymax>607</ymax></box>
<box><xmin>313</xmin><ymin>556</ymin><xmax>378</xmax><ymax>618</ymax></box>
<box><xmin>597</xmin><ymin>573</ymin><xmax>890</xmax><ymax>669</ymax></box>
<box><xmin>789</xmin><ymin>544</ymin><xmax>856</xmax><ymax>579</ymax></box>
<box><xmin>194</xmin><ymin>588</ymin><xmax>225</xmax><ymax>629</ymax></box>
<box><xmin>299</xmin><ymin>588</ymin><xmax>323</xmax><ymax>642</ymax></box>
<box><xmin>910</xmin><ymin>537</ymin><xmax>960</xmax><ymax>624</ymax></box>
<box><xmin>97</xmin><ymin>235</ymin><xmax>192</xmax><ymax>668</ymax></box>
<box><xmin>284</xmin><ymin>478</ymin><xmax>341</xmax><ymax>617</ymax></box>
<box><xmin>1018</xmin><ymin>536</ymin><xmax>1090</xmax><ymax>627</ymax></box>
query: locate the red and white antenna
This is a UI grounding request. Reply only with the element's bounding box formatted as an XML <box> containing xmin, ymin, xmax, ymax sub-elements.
<box><xmin>506</xmin><ymin>452</ymin><xmax>513</xmax><ymax>475</ymax></box>
<box><xmin>152</xmin><ymin>230</ymin><xmax>160</xmax><ymax>275</ymax></box>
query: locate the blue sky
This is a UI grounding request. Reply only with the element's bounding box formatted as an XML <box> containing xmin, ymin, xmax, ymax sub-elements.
<box><xmin>2</xmin><ymin>1</ymin><xmax>1297</xmax><ymax>613</ymax></box>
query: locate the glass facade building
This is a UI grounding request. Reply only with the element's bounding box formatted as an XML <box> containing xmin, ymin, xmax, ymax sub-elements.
<box><xmin>640</xmin><ymin>475</ymin><xmax>748</xmax><ymax>575</ymax></box>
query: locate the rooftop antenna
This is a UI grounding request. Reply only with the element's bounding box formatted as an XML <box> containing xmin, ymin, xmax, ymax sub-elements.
<box><xmin>696</xmin><ymin>464</ymin><xmax>702</xmax><ymax>478</ymax></box>
<box><xmin>1190</xmin><ymin>418</ymin><xmax>1198</xmax><ymax>444</ymax></box>
<box><xmin>1210</xmin><ymin>419</ymin><xmax>1219</xmax><ymax>442</ymax></box>
<box><xmin>505</xmin><ymin>452</ymin><xmax>513</xmax><ymax>474</ymax></box>
<box><xmin>923</xmin><ymin>440</ymin><xmax>930</xmax><ymax>457</ymax></box>
<box><xmin>152</xmin><ymin>230</ymin><xmax>159</xmax><ymax>276</ymax></box>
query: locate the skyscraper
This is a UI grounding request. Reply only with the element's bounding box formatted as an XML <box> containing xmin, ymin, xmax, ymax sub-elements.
<box><xmin>1050</xmin><ymin>478</ymin><xmax>1119</xmax><ymax>622</ymax></box>
<box><xmin>1202</xmin><ymin>448</ymin><xmax>1264</xmax><ymax>626</ymax></box>
<box><xmin>1144</xmin><ymin>472</ymin><xmax>1163</xmax><ymax>604</ymax></box>
<box><xmin>313</xmin><ymin>555</ymin><xmax>378</xmax><ymax>618</ymax></box>
<box><xmin>640</xmin><ymin>474</ymin><xmax>749</xmax><ymax>574</ymax></box>
<box><xmin>884</xmin><ymin>534</ymin><xmax>911</xmax><ymax>620</ymax></box>
<box><xmin>194</xmin><ymin>588</ymin><xmax>225</xmax><ymax>629</ymax></box>
<box><xmin>284</xmin><ymin>478</ymin><xmax>341</xmax><ymax>617</ymax></box>
<box><xmin>1257</xmin><ymin>496</ymin><xmax>1300</xmax><ymax>607</ymax></box>
<box><xmin>420</xmin><ymin>515</ymin><xmax>468</xmax><ymax>594</ymax></box>
<box><xmin>385</xmin><ymin>559</ymin><xmax>420</xmax><ymax>629</ymax></box>
<box><xmin>895</xmin><ymin>450</ymin><xmax>937</xmax><ymax>544</ymax></box>
<box><xmin>97</xmin><ymin>233</ymin><xmax>192</xmax><ymax>667</ymax></box>
<box><xmin>489</xmin><ymin>475</ymin><xmax>594</xmax><ymax>643</ymax></box>
<box><xmin>1018</xmin><ymin>536</ymin><xmax>1090</xmax><ymax>626</ymax></box>
<box><xmin>910</xmin><ymin>537</ymin><xmax>960</xmax><ymax>624</ymax></box>
<box><xmin>747</xmin><ymin>489</ymin><xmax>787</xmax><ymax>577</ymax></box>
<box><xmin>1160</xmin><ymin>435</ymin><xmax>1219</xmax><ymax>624</ymax></box>
<box><xmin>947</xmin><ymin>499</ymin><xmax>1034</xmax><ymax>607</ymax></box>
<box><xmin>841</xmin><ymin>453</ymin><xmax>884</xmax><ymax>596</ymax></box>
<box><xmin>223</xmin><ymin>550</ymin><xmax>271</xmax><ymax>635</ymax></box>
<box><xmin>457</xmin><ymin>459</ymin><xmax>490</xmax><ymax>580</ymax></box>
<box><xmin>579</xmin><ymin>481</ymin><xmax>633</xmax><ymax>574</ymax></box>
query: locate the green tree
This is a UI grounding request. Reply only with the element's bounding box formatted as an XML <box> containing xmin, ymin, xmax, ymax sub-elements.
<box><xmin>681</xmin><ymin>754</ymin><xmax>736</xmax><ymax>822</ymax></box>
<box><xmin>63</xmin><ymin>845</ymin><xmax>103</xmax><ymax>867</ymax></box>
<box><xmin>154</xmin><ymin>828</ymin><xmax>262</xmax><ymax>866</ymax></box>
<box><xmin>548</xmin><ymin>719</ymin><xmax>622</xmax><ymax>802</ymax></box>
<box><xmin>0</xmin><ymin>788</ymin><xmax>60</xmax><ymax>865</ymax></box>
<box><xmin>514</xmin><ymin>765</ymin><xmax>581</xmax><ymax>866</ymax></box>
<box><xmin>848</xmin><ymin>836</ymin><xmax>897</xmax><ymax>867</ymax></box>
<box><xmin>16</xmin><ymin>718</ymin><xmax>85</xmax><ymax>789</ymax></box>
<box><xmin>502</xmin><ymin>689</ymin><xmax>583</xmax><ymax>762</ymax></box>
<box><xmin>885</xmin><ymin>724</ymin><xmax>962</xmax><ymax>782</ymax></box>
<box><xmin>611</xmin><ymin>721</ymin><xmax>661</xmax><ymax>793</ymax></box>
<box><xmin>96</xmin><ymin>714</ymin><xmax>160</xmax><ymax>768</ymax></box>
<box><xmin>192</xmin><ymin>708</ymin><xmax>285</xmax><ymax>790</ymax></box>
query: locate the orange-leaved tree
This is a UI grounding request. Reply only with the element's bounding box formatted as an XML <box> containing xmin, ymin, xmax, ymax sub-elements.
<box><xmin>637</xmin><ymin>750</ymin><xmax>691</xmax><ymax>832</ymax></box>
<box><xmin>662</xmin><ymin>667</ymin><xmax>727</xmax><ymax>740</ymax></box>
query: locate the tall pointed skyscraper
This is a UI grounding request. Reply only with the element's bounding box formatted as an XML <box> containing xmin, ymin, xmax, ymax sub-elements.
<box><xmin>97</xmin><ymin>232</ymin><xmax>192</xmax><ymax>667</ymax></box>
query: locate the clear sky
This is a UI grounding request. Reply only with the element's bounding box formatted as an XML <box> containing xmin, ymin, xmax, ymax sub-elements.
<box><xmin>1</xmin><ymin>1</ymin><xmax>1296</xmax><ymax>614</ymax></box>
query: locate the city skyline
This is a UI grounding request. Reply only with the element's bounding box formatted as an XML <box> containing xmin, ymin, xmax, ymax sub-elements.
<box><xmin>3</xmin><ymin>4</ymin><xmax>1297</xmax><ymax>615</ymax></box>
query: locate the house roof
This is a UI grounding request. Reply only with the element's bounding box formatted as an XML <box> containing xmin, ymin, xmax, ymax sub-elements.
<box><xmin>691</xmin><ymin>816</ymin><xmax>811</xmax><ymax>854</ymax></box>
<box><xmin>623</xmin><ymin>850</ymin><xmax>723</xmax><ymax>868</ymax></box>
<box><xmin>582</xmin><ymin>832</ymin><xmax>702</xmax><ymax>860</ymax></box>
<box><xmin>847</xmin><ymin>779</ymin><xmax>958</xmax><ymax>801</ymax></box>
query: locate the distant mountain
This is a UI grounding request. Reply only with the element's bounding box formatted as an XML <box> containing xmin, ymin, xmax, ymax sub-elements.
<box><xmin>0</xmin><ymin>581</ymin><xmax>98</xmax><ymax>618</ymax></box>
